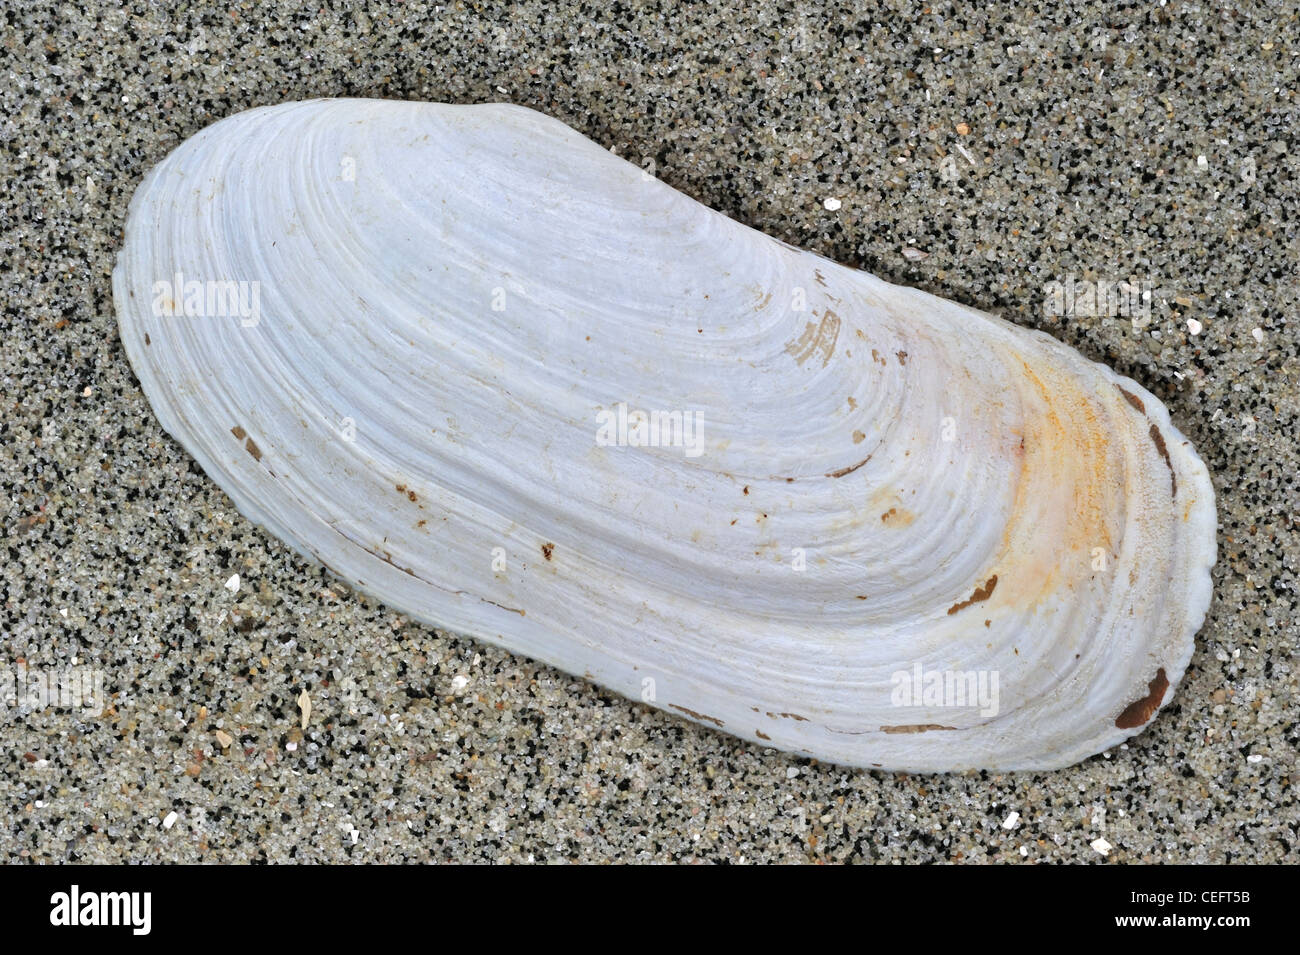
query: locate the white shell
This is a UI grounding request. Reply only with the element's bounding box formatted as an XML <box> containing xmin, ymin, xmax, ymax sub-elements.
<box><xmin>113</xmin><ymin>99</ymin><xmax>1217</xmax><ymax>772</ymax></box>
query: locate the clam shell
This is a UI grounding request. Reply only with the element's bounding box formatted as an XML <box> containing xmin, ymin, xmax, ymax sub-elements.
<box><xmin>112</xmin><ymin>99</ymin><xmax>1216</xmax><ymax>771</ymax></box>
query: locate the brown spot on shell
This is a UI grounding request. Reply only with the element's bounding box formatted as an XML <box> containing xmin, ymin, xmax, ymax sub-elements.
<box><xmin>669</xmin><ymin>704</ymin><xmax>725</xmax><ymax>728</ymax></box>
<box><xmin>144</xmin><ymin>333</ymin><xmax>151</xmax><ymax>346</ymax></box>
<box><xmin>230</xmin><ymin>425</ymin><xmax>246</xmax><ymax>440</ymax></box>
<box><xmin>755</xmin><ymin>729</ymin><xmax>771</xmax><ymax>740</ymax></box>
<box><xmin>880</xmin><ymin>506</ymin><xmax>916</xmax><ymax>527</ymax></box>
<box><xmin>1114</xmin><ymin>667</ymin><xmax>1169</xmax><ymax>729</ymax></box>
<box><xmin>881</xmin><ymin>724</ymin><xmax>957</xmax><ymax>734</ymax></box>
<box><xmin>784</xmin><ymin>311</ymin><xmax>840</xmax><ymax>367</ymax></box>
<box><xmin>826</xmin><ymin>455</ymin><xmax>871</xmax><ymax>479</ymax></box>
<box><xmin>896</xmin><ymin>350</ymin><xmax>908</xmax><ymax>365</ymax></box>
<box><xmin>1148</xmin><ymin>424</ymin><xmax>1177</xmax><ymax>498</ymax></box>
<box><xmin>1117</xmin><ymin>385</ymin><xmax>1145</xmax><ymax>413</ymax></box>
<box><xmin>541</xmin><ymin>542</ymin><xmax>554</xmax><ymax>561</ymax></box>
<box><xmin>947</xmin><ymin>575</ymin><xmax>998</xmax><ymax>615</ymax></box>
<box><xmin>244</xmin><ymin>437</ymin><xmax>262</xmax><ymax>461</ymax></box>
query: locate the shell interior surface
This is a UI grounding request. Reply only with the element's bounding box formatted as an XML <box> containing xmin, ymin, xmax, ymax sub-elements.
<box><xmin>113</xmin><ymin>99</ymin><xmax>1217</xmax><ymax>772</ymax></box>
